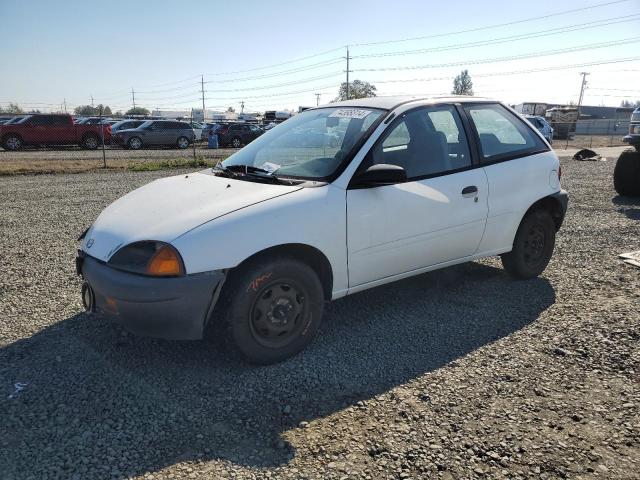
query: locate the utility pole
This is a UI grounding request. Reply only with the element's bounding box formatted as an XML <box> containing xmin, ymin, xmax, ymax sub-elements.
<box><xmin>91</xmin><ymin>95</ymin><xmax>94</xmax><ymax>108</ymax></box>
<box><xmin>240</xmin><ymin>101</ymin><xmax>244</xmax><ymax>114</ymax></box>
<box><xmin>577</xmin><ymin>72</ymin><xmax>589</xmax><ymax>115</ymax></box>
<box><xmin>63</xmin><ymin>98</ymin><xmax>67</xmax><ymax>113</ymax></box>
<box><xmin>315</xmin><ymin>93</ymin><xmax>321</xmax><ymax>106</ymax></box>
<box><xmin>201</xmin><ymin>75</ymin><xmax>206</xmax><ymax>122</ymax></box>
<box><xmin>345</xmin><ymin>46</ymin><xmax>350</xmax><ymax>100</ymax></box>
<box><xmin>131</xmin><ymin>87</ymin><xmax>136</xmax><ymax>111</ymax></box>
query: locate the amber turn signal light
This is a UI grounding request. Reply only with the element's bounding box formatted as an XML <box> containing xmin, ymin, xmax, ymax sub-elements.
<box><xmin>146</xmin><ymin>245</ymin><xmax>184</xmax><ymax>276</ymax></box>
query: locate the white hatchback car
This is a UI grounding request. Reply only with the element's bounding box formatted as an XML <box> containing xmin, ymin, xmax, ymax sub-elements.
<box><xmin>77</xmin><ymin>96</ymin><xmax>568</xmax><ymax>364</ymax></box>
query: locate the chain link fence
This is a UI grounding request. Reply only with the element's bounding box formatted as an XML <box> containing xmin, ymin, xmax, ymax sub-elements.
<box><xmin>0</xmin><ymin>113</ymin><xmax>632</xmax><ymax>175</ymax></box>
<box><xmin>0</xmin><ymin>109</ymin><xmax>261</xmax><ymax>174</ymax></box>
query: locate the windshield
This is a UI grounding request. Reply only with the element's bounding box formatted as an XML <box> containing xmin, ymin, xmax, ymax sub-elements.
<box><xmin>221</xmin><ymin>107</ymin><xmax>384</xmax><ymax>179</ymax></box>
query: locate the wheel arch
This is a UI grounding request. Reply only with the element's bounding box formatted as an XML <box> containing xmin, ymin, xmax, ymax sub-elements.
<box><xmin>228</xmin><ymin>243</ymin><xmax>333</xmax><ymax>301</ymax></box>
<box><xmin>2</xmin><ymin>131</ymin><xmax>23</xmax><ymax>144</ymax></box>
<box><xmin>524</xmin><ymin>194</ymin><xmax>566</xmax><ymax>231</ymax></box>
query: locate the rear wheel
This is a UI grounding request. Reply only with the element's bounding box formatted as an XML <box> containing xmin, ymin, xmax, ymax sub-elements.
<box><xmin>613</xmin><ymin>149</ymin><xmax>640</xmax><ymax>196</ymax></box>
<box><xmin>221</xmin><ymin>257</ymin><xmax>324</xmax><ymax>364</ymax></box>
<box><xmin>177</xmin><ymin>136</ymin><xmax>190</xmax><ymax>149</ymax></box>
<box><xmin>3</xmin><ymin>135</ymin><xmax>22</xmax><ymax>151</ymax></box>
<box><xmin>231</xmin><ymin>136</ymin><xmax>242</xmax><ymax>148</ymax></box>
<box><xmin>501</xmin><ymin>209</ymin><xmax>556</xmax><ymax>279</ymax></box>
<box><xmin>81</xmin><ymin>134</ymin><xmax>99</xmax><ymax>150</ymax></box>
<box><xmin>128</xmin><ymin>137</ymin><xmax>143</xmax><ymax>150</ymax></box>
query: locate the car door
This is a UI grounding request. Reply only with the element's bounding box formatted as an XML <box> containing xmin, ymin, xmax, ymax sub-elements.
<box><xmin>240</xmin><ymin>124</ymin><xmax>251</xmax><ymax>143</ymax></box>
<box><xmin>463</xmin><ymin>103</ymin><xmax>554</xmax><ymax>255</ymax></box>
<box><xmin>346</xmin><ymin>104</ymin><xmax>489</xmax><ymax>288</ymax></box>
<box><xmin>145</xmin><ymin>121</ymin><xmax>164</xmax><ymax>145</ymax></box>
<box><xmin>28</xmin><ymin>115</ymin><xmax>56</xmax><ymax>143</ymax></box>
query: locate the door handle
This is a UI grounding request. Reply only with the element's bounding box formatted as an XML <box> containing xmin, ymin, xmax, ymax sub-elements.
<box><xmin>461</xmin><ymin>186</ymin><xmax>478</xmax><ymax>197</ymax></box>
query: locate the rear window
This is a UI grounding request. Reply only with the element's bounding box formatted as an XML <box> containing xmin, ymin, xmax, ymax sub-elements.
<box><xmin>465</xmin><ymin>104</ymin><xmax>547</xmax><ymax>161</ymax></box>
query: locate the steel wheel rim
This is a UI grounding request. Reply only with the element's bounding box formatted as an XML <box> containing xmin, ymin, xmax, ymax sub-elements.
<box><xmin>130</xmin><ymin>138</ymin><xmax>141</xmax><ymax>149</ymax></box>
<box><xmin>85</xmin><ymin>137</ymin><xmax>98</xmax><ymax>148</ymax></box>
<box><xmin>232</xmin><ymin>138</ymin><xmax>241</xmax><ymax>148</ymax></box>
<box><xmin>249</xmin><ymin>279</ymin><xmax>309</xmax><ymax>349</ymax></box>
<box><xmin>523</xmin><ymin>224</ymin><xmax>546</xmax><ymax>267</ymax></box>
<box><xmin>178</xmin><ymin>137</ymin><xmax>188</xmax><ymax>148</ymax></box>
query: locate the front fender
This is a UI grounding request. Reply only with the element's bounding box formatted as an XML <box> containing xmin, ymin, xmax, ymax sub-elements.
<box><xmin>172</xmin><ymin>184</ymin><xmax>349</xmax><ymax>296</ymax></box>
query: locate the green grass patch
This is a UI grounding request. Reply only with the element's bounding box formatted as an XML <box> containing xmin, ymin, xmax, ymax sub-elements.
<box><xmin>126</xmin><ymin>156</ymin><xmax>226</xmax><ymax>172</ymax></box>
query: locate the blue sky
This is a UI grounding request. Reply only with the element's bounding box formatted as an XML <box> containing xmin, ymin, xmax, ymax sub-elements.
<box><xmin>1</xmin><ymin>0</ymin><xmax>639</xmax><ymax>114</ymax></box>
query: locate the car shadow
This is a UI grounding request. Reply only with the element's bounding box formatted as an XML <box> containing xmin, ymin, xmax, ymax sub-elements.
<box><xmin>0</xmin><ymin>261</ymin><xmax>555</xmax><ymax>479</ymax></box>
<box><xmin>612</xmin><ymin>195</ymin><xmax>640</xmax><ymax>220</ymax></box>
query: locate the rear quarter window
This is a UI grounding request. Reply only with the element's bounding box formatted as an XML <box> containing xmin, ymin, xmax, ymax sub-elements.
<box><xmin>465</xmin><ymin>104</ymin><xmax>548</xmax><ymax>161</ymax></box>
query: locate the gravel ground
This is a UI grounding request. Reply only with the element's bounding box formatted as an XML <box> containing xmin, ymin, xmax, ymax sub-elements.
<box><xmin>0</xmin><ymin>154</ymin><xmax>639</xmax><ymax>479</ymax></box>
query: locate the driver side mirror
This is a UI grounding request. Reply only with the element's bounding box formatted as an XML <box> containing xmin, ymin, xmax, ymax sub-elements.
<box><xmin>351</xmin><ymin>163</ymin><xmax>407</xmax><ymax>188</ymax></box>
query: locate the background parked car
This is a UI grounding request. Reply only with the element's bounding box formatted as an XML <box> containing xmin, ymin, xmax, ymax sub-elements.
<box><xmin>0</xmin><ymin>113</ymin><xmax>110</xmax><ymax>150</ymax></box>
<box><xmin>524</xmin><ymin>115</ymin><xmax>554</xmax><ymax>145</ymax></box>
<box><xmin>217</xmin><ymin>123</ymin><xmax>264</xmax><ymax>147</ymax></box>
<box><xmin>187</xmin><ymin>121</ymin><xmax>203</xmax><ymax>141</ymax></box>
<box><xmin>201</xmin><ymin>122</ymin><xmax>229</xmax><ymax>141</ymax></box>
<box><xmin>111</xmin><ymin>120</ymin><xmax>195</xmax><ymax>150</ymax></box>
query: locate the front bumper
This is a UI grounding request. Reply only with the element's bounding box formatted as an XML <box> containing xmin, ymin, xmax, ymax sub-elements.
<box><xmin>78</xmin><ymin>253</ymin><xmax>225</xmax><ymax>340</ymax></box>
<box><xmin>623</xmin><ymin>133</ymin><xmax>640</xmax><ymax>146</ymax></box>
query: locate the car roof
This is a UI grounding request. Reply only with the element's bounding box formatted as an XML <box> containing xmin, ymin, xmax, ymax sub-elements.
<box><xmin>320</xmin><ymin>95</ymin><xmax>497</xmax><ymax>111</ymax></box>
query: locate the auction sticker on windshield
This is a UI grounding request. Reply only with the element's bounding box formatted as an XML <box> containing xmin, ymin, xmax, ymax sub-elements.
<box><xmin>329</xmin><ymin>109</ymin><xmax>372</xmax><ymax>119</ymax></box>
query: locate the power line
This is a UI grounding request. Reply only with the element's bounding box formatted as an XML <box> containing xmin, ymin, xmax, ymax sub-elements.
<box><xmin>204</xmin><ymin>72</ymin><xmax>343</xmax><ymax>94</ymax></box>
<box><xmin>352</xmin><ymin>15</ymin><xmax>640</xmax><ymax>59</ymax></box>
<box><xmin>353</xmin><ymin>37</ymin><xmax>640</xmax><ymax>72</ymax></box>
<box><xmin>350</xmin><ymin>0</ymin><xmax>632</xmax><ymax>47</ymax></box>
<box><xmin>368</xmin><ymin>57</ymin><xmax>640</xmax><ymax>85</ymax></box>
<box><xmin>203</xmin><ymin>58</ymin><xmax>343</xmax><ymax>84</ymax></box>
<box><xmin>204</xmin><ymin>46</ymin><xmax>345</xmax><ymax>77</ymax></box>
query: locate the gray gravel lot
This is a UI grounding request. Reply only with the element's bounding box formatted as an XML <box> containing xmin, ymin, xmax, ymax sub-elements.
<box><xmin>0</xmin><ymin>155</ymin><xmax>639</xmax><ymax>479</ymax></box>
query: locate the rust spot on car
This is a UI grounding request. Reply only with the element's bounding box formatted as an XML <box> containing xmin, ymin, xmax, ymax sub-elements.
<box><xmin>247</xmin><ymin>272</ymin><xmax>272</xmax><ymax>292</ymax></box>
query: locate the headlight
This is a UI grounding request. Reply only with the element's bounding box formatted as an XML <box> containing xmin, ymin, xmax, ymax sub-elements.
<box><xmin>108</xmin><ymin>241</ymin><xmax>185</xmax><ymax>277</ymax></box>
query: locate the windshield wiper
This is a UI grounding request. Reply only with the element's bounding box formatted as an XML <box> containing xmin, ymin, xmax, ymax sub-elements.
<box><xmin>214</xmin><ymin>164</ymin><xmax>294</xmax><ymax>185</ymax></box>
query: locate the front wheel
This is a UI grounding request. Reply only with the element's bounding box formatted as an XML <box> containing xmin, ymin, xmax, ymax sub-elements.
<box><xmin>177</xmin><ymin>136</ymin><xmax>190</xmax><ymax>149</ymax></box>
<box><xmin>231</xmin><ymin>136</ymin><xmax>242</xmax><ymax>148</ymax></box>
<box><xmin>3</xmin><ymin>135</ymin><xmax>22</xmax><ymax>151</ymax></box>
<box><xmin>501</xmin><ymin>209</ymin><xmax>556</xmax><ymax>279</ymax></box>
<box><xmin>221</xmin><ymin>257</ymin><xmax>325</xmax><ymax>364</ymax></box>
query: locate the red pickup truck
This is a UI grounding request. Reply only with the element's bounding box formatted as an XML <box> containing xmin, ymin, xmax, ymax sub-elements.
<box><xmin>0</xmin><ymin>114</ymin><xmax>111</xmax><ymax>151</ymax></box>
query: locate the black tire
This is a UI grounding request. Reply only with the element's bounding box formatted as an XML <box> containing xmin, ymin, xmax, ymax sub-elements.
<box><xmin>128</xmin><ymin>137</ymin><xmax>143</xmax><ymax>150</ymax></box>
<box><xmin>231</xmin><ymin>136</ymin><xmax>242</xmax><ymax>148</ymax></box>
<box><xmin>176</xmin><ymin>136</ymin><xmax>190</xmax><ymax>149</ymax></box>
<box><xmin>501</xmin><ymin>209</ymin><xmax>556</xmax><ymax>279</ymax></box>
<box><xmin>2</xmin><ymin>135</ymin><xmax>22</xmax><ymax>151</ymax></box>
<box><xmin>221</xmin><ymin>256</ymin><xmax>324</xmax><ymax>364</ymax></box>
<box><xmin>81</xmin><ymin>134</ymin><xmax>99</xmax><ymax>150</ymax></box>
<box><xmin>613</xmin><ymin>149</ymin><xmax>640</xmax><ymax>197</ymax></box>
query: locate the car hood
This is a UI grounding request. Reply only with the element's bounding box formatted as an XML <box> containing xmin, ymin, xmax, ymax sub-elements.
<box><xmin>83</xmin><ymin>172</ymin><xmax>302</xmax><ymax>261</ymax></box>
